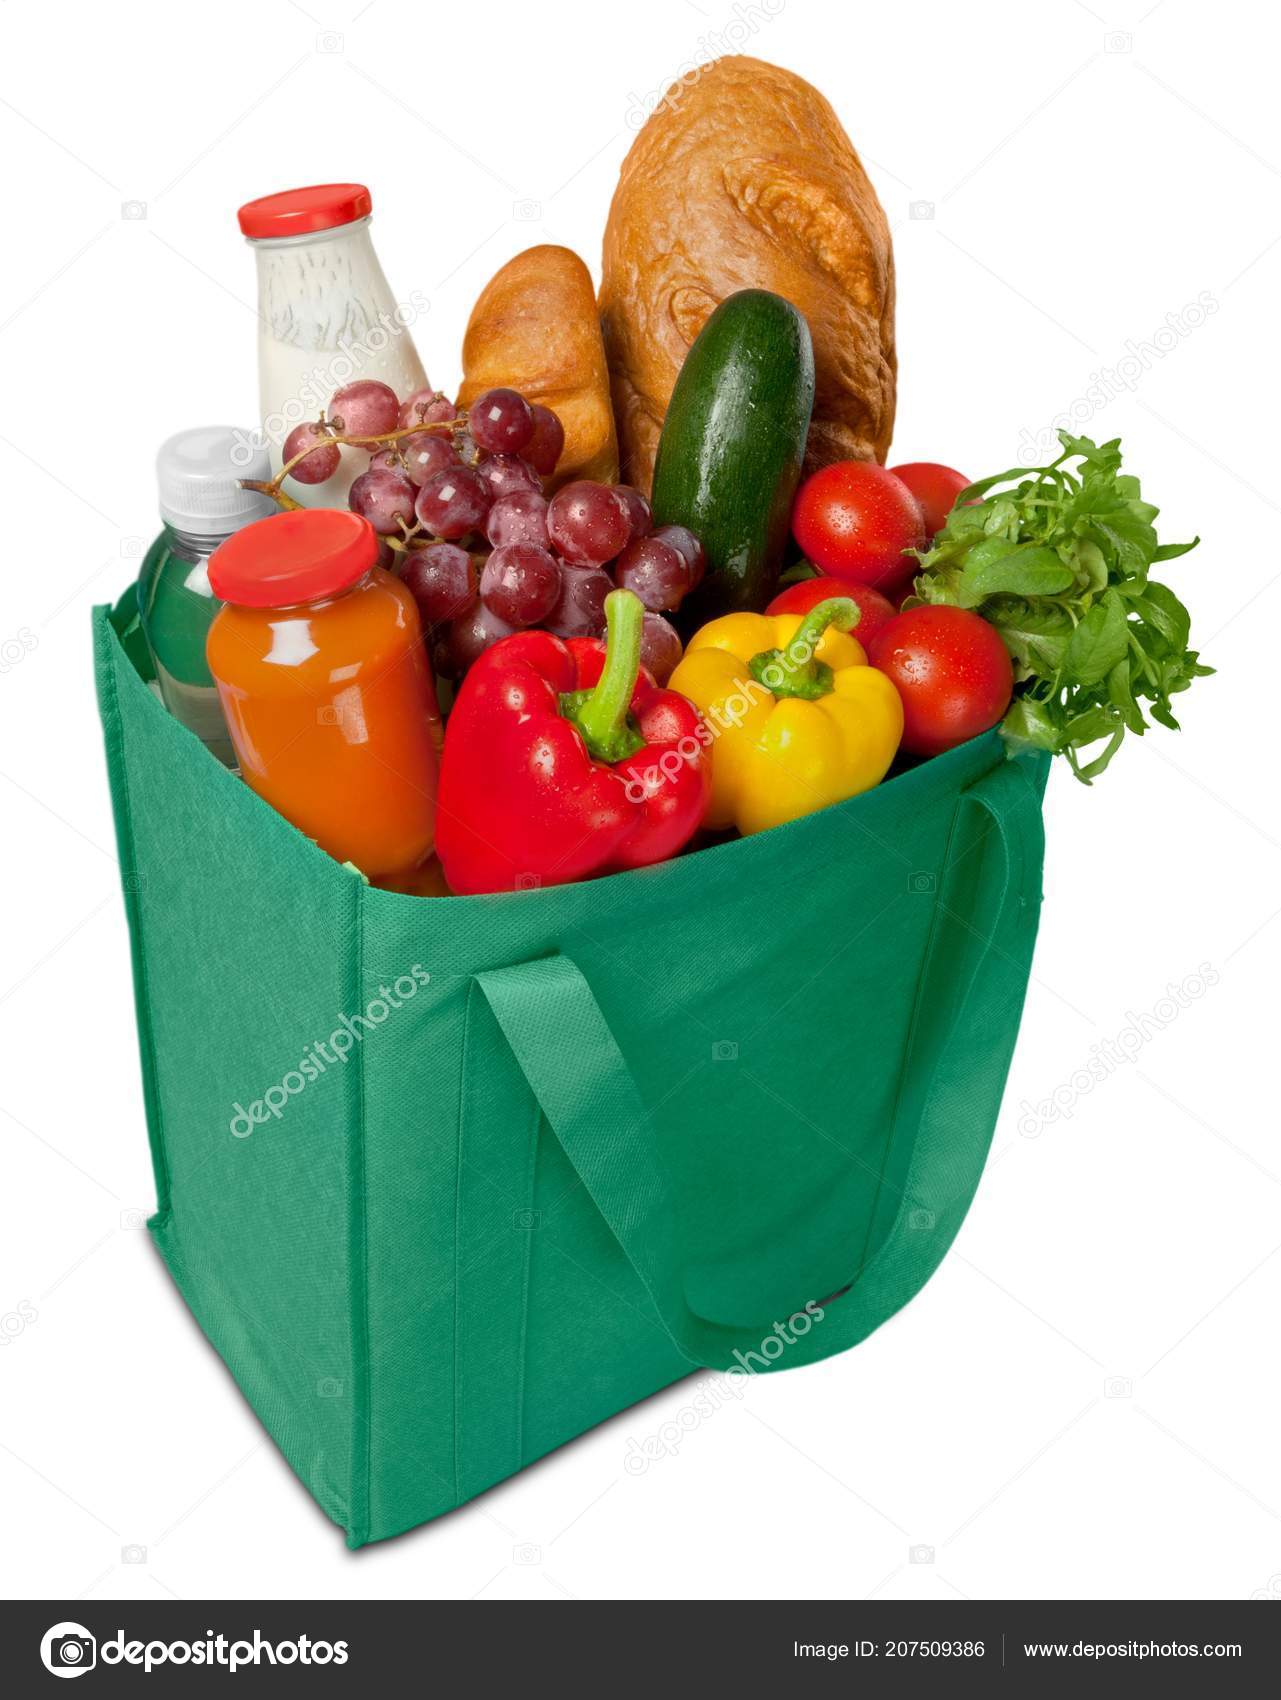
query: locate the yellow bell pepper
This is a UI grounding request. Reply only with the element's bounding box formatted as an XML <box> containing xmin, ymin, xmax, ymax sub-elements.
<box><xmin>669</xmin><ymin>597</ymin><xmax>903</xmax><ymax>836</ymax></box>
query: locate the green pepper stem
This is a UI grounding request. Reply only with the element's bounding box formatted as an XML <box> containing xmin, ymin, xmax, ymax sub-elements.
<box><xmin>748</xmin><ymin>596</ymin><xmax>859</xmax><ymax>701</ymax></box>
<box><xmin>560</xmin><ymin>588</ymin><xmax>647</xmax><ymax>763</ymax></box>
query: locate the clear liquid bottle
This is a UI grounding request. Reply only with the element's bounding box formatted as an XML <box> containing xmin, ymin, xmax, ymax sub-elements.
<box><xmin>137</xmin><ymin>427</ymin><xmax>275</xmax><ymax>765</ymax></box>
<box><xmin>238</xmin><ymin>183</ymin><xmax>428</xmax><ymax>507</ymax></box>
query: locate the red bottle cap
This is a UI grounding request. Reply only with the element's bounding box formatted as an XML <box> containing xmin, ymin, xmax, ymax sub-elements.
<box><xmin>209</xmin><ymin>510</ymin><xmax>379</xmax><ymax>608</ymax></box>
<box><xmin>237</xmin><ymin>183</ymin><xmax>372</xmax><ymax>239</ymax></box>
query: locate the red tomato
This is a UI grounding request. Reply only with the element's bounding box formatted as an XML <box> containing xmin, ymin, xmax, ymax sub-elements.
<box><xmin>868</xmin><ymin>606</ymin><xmax>1013</xmax><ymax>758</ymax></box>
<box><xmin>791</xmin><ymin>461</ymin><xmax>926</xmax><ymax>592</ymax></box>
<box><xmin>889</xmin><ymin>462</ymin><xmax>971</xmax><ymax>538</ymax></box>
<box><xmin>765</xmin><ymin>576</ymin><xmax>897</xmax><ymax>648</ymax></box>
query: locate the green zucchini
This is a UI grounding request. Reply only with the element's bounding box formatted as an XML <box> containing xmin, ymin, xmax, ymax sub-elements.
<box><xmin>651</xmin><ymin>289</ymin><xmax>814</xmax><ymax>632</ymax></box>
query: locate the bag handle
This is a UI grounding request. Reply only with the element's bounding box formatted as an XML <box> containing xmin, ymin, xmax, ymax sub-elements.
<box><xmin>472</xmin><ymin>757</ymin><xmax>1045</xmax><ymax>1375</ymax></box>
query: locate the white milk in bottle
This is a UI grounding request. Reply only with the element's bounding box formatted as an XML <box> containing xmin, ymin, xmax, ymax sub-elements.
<box><xmin>238</xmin><ymin>184</ymin><xmax>428</xmax><ymax>506</ymax></box>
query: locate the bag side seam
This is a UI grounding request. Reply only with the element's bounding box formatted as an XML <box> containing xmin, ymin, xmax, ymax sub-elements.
<box><xmin>915</xmin><ymin>763</ymin><xmax>1042</xmax><ymax>1207</ymax></box>
<box><xmin>94</xmin><ymin>611</ymin><xmax>172</xmax><ymax>1216</ymax></box>
<box><xmin>513</xmin><ymin>1097</ymin><xmax>541</xmax><ymax>1468</ymax></box>
<box><xmin>853</xmin><ymin>774</ymin><xmax>972</xmax><ymax>1274</ymax></box>
<box><xmin>346</xmin><ymin>876</ymin><xmax>372</xmax><ymax>1548</ymax></box>
<box><xmin>452</xmin><ymin>983</ymin><xmax>472</xmax><ymax>1508</ymax></box>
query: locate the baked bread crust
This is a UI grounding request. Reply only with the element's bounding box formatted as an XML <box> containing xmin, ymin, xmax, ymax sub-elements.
<box><xmin>600</xmin><ymin>56</ymin><xmax>896</xmax><ymax>490</ymax></box>
<box><xmin>459</xmin><ymin>245</ymin><xmax>618</xmax><ymax>489</ymax></box>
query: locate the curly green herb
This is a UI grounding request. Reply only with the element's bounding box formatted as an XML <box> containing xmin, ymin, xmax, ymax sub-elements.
<box><xmin>908</xmin><ymin>432</ymin><xmax>1211</xmax><ymax>780</ymax></box>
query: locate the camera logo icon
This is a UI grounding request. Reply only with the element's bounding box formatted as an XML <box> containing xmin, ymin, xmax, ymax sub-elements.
<box><xmin>120</xmin><ymin>200</ymin><xmax>147</xmax><ymax>221</ymax></box>
<box><xmin>909</xmin><ymin>1543</ymin><xmax>935</xmax><ymax>1564</ymax></box>
<box><xmin>121</xmin><ymin>1543</ymin><xmax>147</xmax><ymax>1564</ymax></box>
<box><xmin>513</xmin><ymin>1542</ymin><xmax>541</xmax><ymax>1565</ymax></box>
<box><xmin>908</xmin><ymin>870</ymin><xmax>937</xmax><ymax>894</ymax></box>
<box><xmin>1104</xmin><ymin>1375</ymin><xmax>1133</xmax><ymax>1399</ymax></box>
<box><xmin>512</xmin><ymin>198</ymin><xmax>542</xmax><ymax>222</ymax></box>
<box><xmin>908</xmin><ymin>1208</ymin><xmax>935</xmax><ymax>1232</ymax></box>
<box><xmin>41</xmin><ymin>1621</ymin><xmax>96</xmax><ymax>1677</ymax></box>
<box><xmin>1105</xmin><ymin>30</ymin><xmax>1132</xmax><ymax>53</ymax></box>
<box><xmin>514</xmin><ymin>871</ymin><xmax>541</xmax><ymax>891</ymax></box>
<box><xmin>316</xmin><ymin>30</ymin><xmax>344</xmax><ymax>52</ymax></box>
<box><xmin>513</xmin><ymin>1207</ymin><xmax>541</xmax><ymax>1231</ymax></box>
<box><xmin>712</xmin><ymin>1040</ymin><xmax>738</xmax><ymax>1062</ymax></box>
<box><xmin>908</xmin><ymin>200</ymin><xmax>935</xmax><ymax>221</ymax></box>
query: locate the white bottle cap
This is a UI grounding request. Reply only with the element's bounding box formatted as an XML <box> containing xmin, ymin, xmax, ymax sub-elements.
<box><xmin>156</xmin><ymin>427</ymin><xmax>276</xmax><ymax>533</ymax></box>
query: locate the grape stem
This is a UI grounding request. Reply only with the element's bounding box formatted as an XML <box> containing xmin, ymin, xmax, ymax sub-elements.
<box><xmin>381</xmin><ymin>517</ymin><xmax>447</xmax><ymax>557</ymax></box>
<box><xmin>240</xmin><ymin>413</ymin><xmax>464</xmax><ymax>510</ymax></box>
<box><xmin>241</xmin><ymin>480</ymin><xmax>304</xmax><ymax>513</ymax></box>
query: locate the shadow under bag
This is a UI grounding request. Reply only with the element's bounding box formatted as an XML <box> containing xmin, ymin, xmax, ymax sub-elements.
<box><xmin>94</xmin><ymin>589</ymin><xmax>1049</xmax><ymax>1547</ymax></box>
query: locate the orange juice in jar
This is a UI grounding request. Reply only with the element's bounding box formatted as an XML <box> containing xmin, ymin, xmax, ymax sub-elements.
<box><xmin>207</xmin><ymin>509</ymin><xmax>440</xmax><ymax>879</ymax></box>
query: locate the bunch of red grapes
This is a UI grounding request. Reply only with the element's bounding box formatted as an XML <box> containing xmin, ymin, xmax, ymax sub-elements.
<box><xmin>281</xmin><ymin>380</ymin><xmax>705</xmax><ymax>685</ymax></box>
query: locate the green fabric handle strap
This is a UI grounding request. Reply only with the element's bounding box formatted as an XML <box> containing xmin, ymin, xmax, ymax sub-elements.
<box><xmin>457</xmin><ymin>758</ymin><xmax>1044</xmax><ymax>1491</ymax></box>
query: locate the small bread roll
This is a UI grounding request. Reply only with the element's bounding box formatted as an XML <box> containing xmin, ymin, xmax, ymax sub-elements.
<box><xmin>459</xmin><ymin>245</ymin><xmax>618</xmax><ymax>489</ymax></box>
<box><xmin>600</xmin><ymin>56</ymin><xmax>896</xmax><ymax>491</ymax></box>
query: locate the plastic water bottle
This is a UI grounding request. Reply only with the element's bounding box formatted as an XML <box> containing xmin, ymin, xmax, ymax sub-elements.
<box><xmin>136</xmin><ymin>427</ymin><xmax>275</xmax><ymax>765</ymax></box>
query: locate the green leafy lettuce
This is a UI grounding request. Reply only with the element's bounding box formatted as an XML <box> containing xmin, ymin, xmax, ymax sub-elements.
<box><xmin>909</xmin><ymin>432</ymin><xmax>1212</xmax><ymax>780</ymax></box>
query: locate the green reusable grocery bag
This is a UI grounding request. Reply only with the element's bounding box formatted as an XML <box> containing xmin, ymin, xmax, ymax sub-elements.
<box><xmin>94</xmin><ymin>586</ymin><xmax>1049</xmax><ymax>1548</ymax></box>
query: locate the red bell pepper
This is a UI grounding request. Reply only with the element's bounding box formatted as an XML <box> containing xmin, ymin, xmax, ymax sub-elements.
<box><xmin>436</xmin><ymin>588</ymin><xmax>710</xmax><ymax>894</ymax></box>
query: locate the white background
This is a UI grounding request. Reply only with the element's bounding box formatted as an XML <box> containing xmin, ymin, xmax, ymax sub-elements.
<box><xmin>1</xmin><ymin>0</ymin><xmax>1277</xmax><ymax>1604</ymax></box>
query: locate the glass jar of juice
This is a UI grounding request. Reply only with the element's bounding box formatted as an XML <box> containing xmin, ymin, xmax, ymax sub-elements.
<box><xmin>206</xmin><ymin>510</ymin><xmax>440</xmax><ymax>879</ymax></box>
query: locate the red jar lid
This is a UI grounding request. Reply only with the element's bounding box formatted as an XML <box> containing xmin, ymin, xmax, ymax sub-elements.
<box><xmin>209</xmin><ymin>510</ymin><xmax>378</xmax><ymax>608</ymax></box>
<box><xmin>237</xmin><ymin>183</ymin><xmax>372</xmax><ymax>239</ymax></box>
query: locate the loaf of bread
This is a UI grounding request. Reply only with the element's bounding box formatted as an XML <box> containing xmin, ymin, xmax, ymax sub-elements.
<box><xmin>599</xmin><ymin>56</ymin><xmax>896</xmax><ymax>490</ymax></box>
<box><xmin>459</xmin><ymin>245</ymin><xmax>618</xmax><ymax>489</ymax></box>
